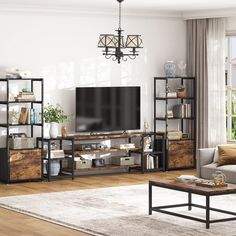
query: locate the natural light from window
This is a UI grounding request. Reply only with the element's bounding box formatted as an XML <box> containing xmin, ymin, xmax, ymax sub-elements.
<box><xmin>226</xmin><ymin>36</ymin><xmax>236</xmax><ymax>141</ymax></box>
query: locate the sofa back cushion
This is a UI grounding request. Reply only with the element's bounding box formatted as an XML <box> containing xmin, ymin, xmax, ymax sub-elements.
<box><xmin>218</xmin><ymin>145</ymin><xmax>236</xmax><ymax>166</ymax></box>
<box><xmin>214</xmin><ymin>144</ymin><xmax>236</xmax><ymax>163</ymax></box>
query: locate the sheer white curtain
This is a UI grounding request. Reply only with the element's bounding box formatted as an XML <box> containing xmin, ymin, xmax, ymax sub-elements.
<box><xmin>207</xmin><ymin>18</ymin><xmax>226</xmax><ymax>147</ymax></box>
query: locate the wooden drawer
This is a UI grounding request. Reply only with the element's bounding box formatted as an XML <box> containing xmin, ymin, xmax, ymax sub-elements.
<box><xmin>168</xmin><ymin>140</ymin><xmax>193</xmax><ymax>150</ymax></box>
<box><xmin>168</xmin><ymin>140</ymin><xmax>194</xmax><ymax>169</ymax></box>
<box><xmin>10</xmin><ymin>149</ymin><xmax>41</xmax><ymax>181</ymax></box>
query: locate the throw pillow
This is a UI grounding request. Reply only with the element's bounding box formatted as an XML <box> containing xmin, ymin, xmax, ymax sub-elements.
<box><xmin>218</xmin><ymin>145</ymin><xmax>236</xmax><ymax>166</ymax></box>
<box><xmin>213</xmin><ymin>144</ymin><xmax>236</xmax><ymax>163</ymax></box>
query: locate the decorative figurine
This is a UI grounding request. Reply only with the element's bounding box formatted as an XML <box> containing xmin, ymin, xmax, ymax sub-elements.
<box><xmin>177</xmin><ymin>61</ymin><xmax>187</xmax><ymax>77</ymax></box>
<box><xmin>61</xmin><ymin>126</ymin><xmax>68</xmax><ymax>138</ymax></box>
<box><xmin>144</xmin><ymin>121</ymin><xmax>149</xmax><ymax>133</ymax></box>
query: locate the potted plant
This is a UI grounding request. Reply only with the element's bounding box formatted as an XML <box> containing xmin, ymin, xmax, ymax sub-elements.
<box><xmin>43</xmin><ymin>104</ymin><xmax>68</xmax><ymax>138</ymax></box>
<box><xmin>177</xmin><ymin>85</ymin><xmax>185</xmax><ymax>98</ymax></box>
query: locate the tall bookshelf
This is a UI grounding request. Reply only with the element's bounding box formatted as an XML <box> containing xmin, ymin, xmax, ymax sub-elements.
<box><xmin>154</xmin><ymin>76</ymin><xmax>196</xmax><ymax>170</ymax></box>
<box><xmin>0</xmin><ymin>78</ymin><xmax>44</xmax><ymax>183</ymax></box>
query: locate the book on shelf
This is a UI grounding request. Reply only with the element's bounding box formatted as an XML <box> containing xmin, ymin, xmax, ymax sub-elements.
<box><xmin>18</xmin><ymin>108</ymin><xmax>37</xmax><ymax>124</ymax></box>
<box><xmin>18</xmin><ymin>107</ymin><xmax>28</xmax><ymax>124</ymax></box>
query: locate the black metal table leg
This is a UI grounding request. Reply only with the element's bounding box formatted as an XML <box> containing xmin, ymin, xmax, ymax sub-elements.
<box><xmin>206</xmin><ymin>195</ymin><xmax>210</xmax><ymax>229</ymax></box>
<box><xmin>48</xmin><ymin>140</ymin><xmax>51</xmax><ymax>182</ymax></box>
<box><xmin>149</xmin><ymin>183</ymin><xmax>152</xmax><ymax>215</ymax></box>
<box><xmin>188</xmin><ymin>192</ymin><xmax>192</xmax><ymax>211</ymax></box>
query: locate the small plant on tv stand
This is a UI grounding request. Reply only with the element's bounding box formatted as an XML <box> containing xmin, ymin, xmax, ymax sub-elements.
<box><xmin>43</xmin><ymin>104</ymin><xmax>68</xmax><ymax>138</ymax></box>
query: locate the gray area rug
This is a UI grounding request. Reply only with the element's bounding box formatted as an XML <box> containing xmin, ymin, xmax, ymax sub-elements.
<box><xmin>0</xmin><ymin>184</ymin><xmax>236</xmax><ymax>236</ymax></box>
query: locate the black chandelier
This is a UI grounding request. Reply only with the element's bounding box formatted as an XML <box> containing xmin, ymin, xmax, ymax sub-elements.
<box><xmin>98</xmin><ymin>0</ymin><xmax>143</xmax><ymax>64</ymax></box>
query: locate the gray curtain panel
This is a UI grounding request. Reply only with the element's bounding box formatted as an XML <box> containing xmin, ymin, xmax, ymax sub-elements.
<box><xmin>187</xmin><ymin>19</ymin><xmax>208</xmax><ymax>149</ymax></box>
<box><xmin>186</xmin><ymin>18</ymin><xmax>226</xmax><ymax>149</ymax></box>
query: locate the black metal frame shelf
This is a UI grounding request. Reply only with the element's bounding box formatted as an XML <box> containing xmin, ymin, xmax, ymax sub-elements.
<box><xmin>155</xmin><ymin>97</ymin><xmax>195</xmax><ymax>100</ymax></box>
<box><xmin>37</xmin><ymin>137</ymin><xmax>75</xmax><ymax>182</ymax></box>
<box><xmin>154</xmin><ymin>76</ymin><xmax>196</xmax><ymax>171</ymax></box>
<box><xmin>155</xmin><ymin>117</ymin><xmax>195</xmax><ymax>121</ymax></box>
<box><xmin>0</xmin><ymin>78</ymin><xmax>43</xmax><ymax>81</ymax></box>
<box><xmin>153</xmin><ymin>77</ymin><xmax>195</xmax><ymax>80</ymax></box>
<box><xmin>0</xmin><ymin>123</ymin><xmax>43</xmax><ymax>127</ymax></box>
<box><xmin>0</xmin><ymin>78</ymin><xmax>44</xmax><ymax>183</ymax></box>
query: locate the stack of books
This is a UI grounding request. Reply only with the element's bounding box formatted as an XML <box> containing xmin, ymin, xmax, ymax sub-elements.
<box><xmin>15</xmin><ymin>91</ymin><xmax>36</xmax><ymax>101</ymax></box>
<box><xmin>173</xmin><ymin>104</ymin><xmax>192</xmax><ymax>118</ymax></box>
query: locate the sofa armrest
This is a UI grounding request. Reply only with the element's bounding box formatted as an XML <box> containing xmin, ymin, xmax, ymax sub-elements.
<box><xmin>196</xmin><ymin>148</ymin><xmax>215</xmax><ymax>177</ymax></box>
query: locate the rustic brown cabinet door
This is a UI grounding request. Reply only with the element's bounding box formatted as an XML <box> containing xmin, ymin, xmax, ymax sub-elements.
<box><xmin>168</xmin><ymin>140</ymin><xmax>194</xmax><ymax>169</ymax></box>
<box><xmin>10</xmin><ymin>149</ymin><xmax>41</xmax><ymax>181</ymax></box>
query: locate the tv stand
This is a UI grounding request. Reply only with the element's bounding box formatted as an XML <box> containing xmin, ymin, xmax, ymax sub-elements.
<box><xmin>63</xmin><ymin>132</ymin><xmax>165</xmax><ymax>177</ymax></box>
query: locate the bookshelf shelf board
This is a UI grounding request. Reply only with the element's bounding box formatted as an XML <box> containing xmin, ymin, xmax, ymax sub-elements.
<box><xmin>155</xmin><ymin>97</ymin><xmax>195</xmax><ymax>100</ymax></box>
<box><xmin>8</xmin><ymin>101</ymin><xmax>42</xmax><ymax>104</ymax></box>
<box><xmin>154</xmin><ymin>77</ymin><xmax>195</xmax><ymax>80</ymax></box>
<box><xmin>155</xmin><ymin>117</ymin><xmax>195</xmax><ymax>121</ymax></box>
<box><xmin>64</xmin><ymin>164</ymin><xmax>141</xmax><ymax>174</ymax></box>
<box><xmin>0</xmin><ymin>78</ymin><xmax>43</xmax><ymax>81</ymax></box>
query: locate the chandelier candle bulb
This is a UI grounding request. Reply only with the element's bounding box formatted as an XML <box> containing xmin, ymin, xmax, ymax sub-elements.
<box><xmin>98</xmin><ymin>0</ymin><xmax>143</xmax><ymax>63</ymax></box>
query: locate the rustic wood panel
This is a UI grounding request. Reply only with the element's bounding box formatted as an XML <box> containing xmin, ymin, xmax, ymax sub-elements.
<box><xmin>150</xmin><ymin>179</ymin><xmax>236</xmax><ymax>196</ymax></box>
<box><xmin>168</xmin><ymin>140</ymin><xmax>193</xmax><ymax>150</ymax></box>
<box><xmin>10</xmin><ymin>149</ymin><xmax>41</xmax><ymax>181</ymax></box>
<box><xmin>73</xmin><ymin>132</ymin><xmax>146</xmax><ymax>141</ymax></box>
<box><xmin>168</xmin><ymin>140</ymin><xmax>194</xmax><ymax>169</ymax></box>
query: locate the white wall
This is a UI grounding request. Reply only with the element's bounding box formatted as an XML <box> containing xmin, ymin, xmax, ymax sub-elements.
<box><xmin>0</xmin><ymin>10</ymin><xmax>186</xmax><ymax>135</ymax></box>
<box><xmin>227</xmin><ymin>17</ymin><xmax>236</xmax><ymax>32</ymax></box>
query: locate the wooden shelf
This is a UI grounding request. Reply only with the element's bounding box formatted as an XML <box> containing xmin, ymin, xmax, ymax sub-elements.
<box><xmin>66</xmin><ymin>147</ymin><xmax>140</xmax><ymax>155</ymax></box>
<box><xmin>73</xmin><ymin>132</ymin><xmax>154</xmax><ymax>141</ymax></box>
<box><xmin>63</xmin><ymin>164</ymin><xmax>141</xmax><ymax>174</ymax></box>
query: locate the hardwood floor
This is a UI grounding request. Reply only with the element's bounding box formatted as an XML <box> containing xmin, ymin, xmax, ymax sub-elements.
<box><xmin>0</xmin><ymin>170</ymin><xmax>195</xmax><ymax>236</ymax></box>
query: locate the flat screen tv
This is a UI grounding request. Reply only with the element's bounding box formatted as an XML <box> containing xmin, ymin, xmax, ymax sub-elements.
<box><xmin>76</xmin><ymin>86</ymin><xmax>140</xmax><ymax>132</ymax></box>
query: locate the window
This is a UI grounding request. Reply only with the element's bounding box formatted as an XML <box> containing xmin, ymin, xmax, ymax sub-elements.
<box><xmin>226</xmin><ymin>36</ymin><xmax>236</xmax><ymax>141</ymax></box>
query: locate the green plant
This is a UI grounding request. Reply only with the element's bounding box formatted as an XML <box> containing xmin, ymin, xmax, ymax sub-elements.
<box><xmin>43</xmin><ymin>104</ymin><xmax>68</xmax><ymax>123</ymax></box>
<box><xmin>177</xmin><ymin>85</ymin><xmax>185</xmax><ymax>92</ymax></box>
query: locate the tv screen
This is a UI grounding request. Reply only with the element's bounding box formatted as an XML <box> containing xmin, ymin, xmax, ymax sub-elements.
<box><xmin>76</xmin><ymin>87</ymin><xmax>140</xmax><ymax>132</ymax></box>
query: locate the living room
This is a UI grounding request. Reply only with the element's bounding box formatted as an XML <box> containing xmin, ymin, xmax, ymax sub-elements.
<box><xmin>0</xmin><ymin>0</ymin><xmax>236</xmax><ymax>235</ymax></box>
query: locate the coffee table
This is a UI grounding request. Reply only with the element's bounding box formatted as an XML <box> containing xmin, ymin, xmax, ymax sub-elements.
<box><xmin>149</xmin><ymin>179</ymin><xmax>236</xmax><ymax>229</ymax></box>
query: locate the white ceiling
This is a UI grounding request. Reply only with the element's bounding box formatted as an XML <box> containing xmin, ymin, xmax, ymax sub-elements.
<box><xmin>0</xmin><ymin>0</ymin><xmax>236</xmax><ymax>18</ymax></box>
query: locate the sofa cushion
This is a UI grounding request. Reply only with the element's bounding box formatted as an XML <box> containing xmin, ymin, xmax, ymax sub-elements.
<box><xmin>218</xmin><ymin>145</ymin><xmax>236</xmax><ymax>166</ymax></box>
<box><xmin>201</xmin><ymin>163</ymin><xmax>236</xmax><ymax>184</ymax></box>
<box><xmin>213</xmin><ymin>144</ymin><xmax>236</xmax><ymax>163</ymax></box>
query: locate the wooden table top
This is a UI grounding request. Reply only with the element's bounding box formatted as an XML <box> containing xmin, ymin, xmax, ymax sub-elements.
<box><xmin>149</xmin><ymin>179</ymin><xmax>236</xmax><ymax>196</ymax></box>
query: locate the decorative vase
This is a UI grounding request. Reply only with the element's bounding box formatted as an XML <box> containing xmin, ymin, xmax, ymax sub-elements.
<box><xmin>61</xmin><ymin>126</ymin><xmax>68</xmax><ymax>138</ymax></box>
<box><xmin>164</xmin><ymin>61</ymin><xmax>176</xmax><ymax>77</ymax></box>
<box><xmin>49</xmin><ymin>122</ymin><xmax>59</xmax><ymax>138</ymax></box>
<box><xmin>213</xmin><ymin>171</ymin><xmax>226</xmax><ymax>185</ymax></box>
<box><xmin>46</xmin><ymin>160</ymin><xmax>60</xmax><ymax>176</ymax></box>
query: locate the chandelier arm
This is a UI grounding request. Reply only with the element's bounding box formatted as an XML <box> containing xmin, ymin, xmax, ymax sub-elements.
<box><xmin>126</xmin><ymin>55</ymin><xmax>137</xmax><ymax>60</ymax></box>
<box><xmin>105</xmin><ymin>55</ymin><xmax>114</xmax><ymax>59</ymax></box>
<box><xmin>112</xmin><ymin>56</ymin><xmax>118</xmax><ymax>61</ymax></box>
